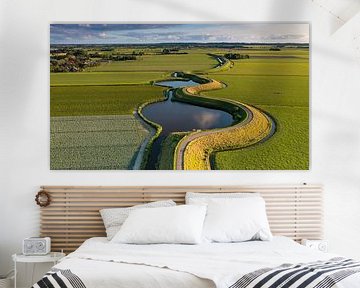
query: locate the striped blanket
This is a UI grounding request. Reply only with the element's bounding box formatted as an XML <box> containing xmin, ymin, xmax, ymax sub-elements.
<box><xmin>32</xmin><ymin>268</ymin><xmax>86</xmax><ymax>288</ymax></box>
<box><xmin>230</xmin><ymin>258</ymin><xmax>360</xmax><ymax>288</ymax></box>
<box><xmin>33</xmin><ymin>258</ymin><xmax>360</xmax><ymax>288</ymax></box>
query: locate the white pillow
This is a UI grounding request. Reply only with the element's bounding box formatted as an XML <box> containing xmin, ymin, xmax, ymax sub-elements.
<box><xmin>202</xmin><ymin>197</ymin><xmax>272</xmax><ymax>243</ymax></box>
<box><xmin>186</xmin><ymin>192</ymin><xmax>259</xmax><ymax>205</ymax></box>
<box><xmin>111</xmin><ymin>205</ymin><xmax>207</xmax><ymax>244</ymax></box>
<box><xmin>100</xmin><ymin>200</ymin><xmax>176</xmax><ymax>240</ymax></box>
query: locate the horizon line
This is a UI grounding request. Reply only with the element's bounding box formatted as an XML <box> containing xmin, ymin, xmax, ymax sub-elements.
<box><xmin>50</xmin><ymin>41</ymin><xmax>309</xmax><ymax>45</ymax></box>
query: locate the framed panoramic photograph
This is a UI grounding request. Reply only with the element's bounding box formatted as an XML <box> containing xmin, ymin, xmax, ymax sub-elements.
<box><xmin>50</xmin><ymin>23</ymin><xmax>309</xmax><ymax>170</ymax></box>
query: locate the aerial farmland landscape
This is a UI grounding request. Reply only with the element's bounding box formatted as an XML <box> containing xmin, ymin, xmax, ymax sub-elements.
<box><xmin>50</xmin><ymin>23</ymin><xmax>309</xmax><ymax>170</ymax></box>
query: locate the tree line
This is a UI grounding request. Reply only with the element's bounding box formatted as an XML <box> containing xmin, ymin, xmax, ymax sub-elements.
<box><xmin>50</xmin><ymin>49</ymin><xmax>140</xmax><ymax>72</ymax></box>
<box><xmin>223</xmin><ymin>53</ymin><xmax>250</xmax><ymax>60</ymax></box>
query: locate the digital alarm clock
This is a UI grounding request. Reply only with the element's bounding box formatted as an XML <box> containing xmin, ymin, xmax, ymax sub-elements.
<box><xmin>23</xmin><ymin>237</ymin><xmax>51</xmax><ymax>255</ymax></box>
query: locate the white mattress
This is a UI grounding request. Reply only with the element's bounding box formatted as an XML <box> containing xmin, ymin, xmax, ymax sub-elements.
<box><xmin>53</xmin><ymin>236</ymin><xmax>360</xmax><ymax>288</ymax></box>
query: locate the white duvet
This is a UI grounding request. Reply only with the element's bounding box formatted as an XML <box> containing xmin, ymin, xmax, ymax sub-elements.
<box><xmin>54</xmin><ymin>237</ymin><xmax>360</xmax><ymax>288</ymax></box>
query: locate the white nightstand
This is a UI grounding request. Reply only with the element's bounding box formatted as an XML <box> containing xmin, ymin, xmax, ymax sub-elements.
<box><xmin>301</xmin><ymin>239</ymin><xmax>328</xmax><ymax>252</ymax></box>
<box><xmin>12</xmin><ymin>252</ymin><xmax>65</xmax><ymax>288</ymax></box>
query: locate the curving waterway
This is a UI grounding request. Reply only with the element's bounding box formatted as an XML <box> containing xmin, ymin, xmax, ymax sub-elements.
<box><xmin>141</xmin><ymin>79</ymin><xmax>234</xmax><ymax>170</ymax></box>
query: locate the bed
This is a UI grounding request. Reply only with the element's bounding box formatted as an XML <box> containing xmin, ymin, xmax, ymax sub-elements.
<box><xmin>33</xmin><ymin>236</ymin><xmax>360</xmax><ymax>288</ymax></box>
<box><xmin>33</xmin><ymin>185</ymin><xmax>360</xmax><ymax>288</ymax></box>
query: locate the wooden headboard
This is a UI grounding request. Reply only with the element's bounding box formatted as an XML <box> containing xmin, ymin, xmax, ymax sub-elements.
<box><xmin>39</xmin><ymin>184</ymin><xmax>323</xmax><ymax>253</ymax></box>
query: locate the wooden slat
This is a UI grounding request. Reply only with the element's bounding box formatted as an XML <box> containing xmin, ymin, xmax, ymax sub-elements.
<box><xmin>39</xmin><ymin>184</ymin><xmax>323</xmax><ymax>253</ymax></box>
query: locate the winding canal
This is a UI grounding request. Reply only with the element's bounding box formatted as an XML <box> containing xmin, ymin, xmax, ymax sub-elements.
<box><xmin>141</xmin><ymin>79</ymin><xmax>235</xmax><ymax>170</ymax></box>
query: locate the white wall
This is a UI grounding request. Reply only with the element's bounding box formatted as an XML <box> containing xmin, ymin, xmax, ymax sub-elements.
<box><xmin>1</xmin><ymin>0</ymin><xmax>360</xmax><ymax>285</ymax></box>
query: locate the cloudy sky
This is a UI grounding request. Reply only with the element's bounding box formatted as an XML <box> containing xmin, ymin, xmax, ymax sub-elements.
<box><xmin>50</xmin><ymin>23</ymin><xmax>309</xmax><ymax>44</ymax></box>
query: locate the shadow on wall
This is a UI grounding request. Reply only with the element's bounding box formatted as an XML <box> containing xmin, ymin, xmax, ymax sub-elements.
<box><xmin>134</xmin><ymin>0</ymin><xmax>228</xmax><ymax>20</ymax></box>
<box><xmin>265</xmin><ymin>0</ymin><xmax>308</xmax><ymax>20</ymax></box>
<box><xmin>311</xmin><ymin>0</ymin><xmax>360</xmax><ymax>34</ymax></box>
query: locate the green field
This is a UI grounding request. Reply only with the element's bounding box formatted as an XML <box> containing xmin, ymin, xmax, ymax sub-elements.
<box><xmin>51</xmin><ymin>71</ymin><xmax>166</xmax><ymax>86</ymax></box>
<box><xmin>87</xmin><ymin>53</ymin><xmax>218</xmax><ymax>72</ymax></box>
<box><xmin>217</xmin><ymin>58</ymin><xmax>308</xmax><ymax>76</ymax></box>
<box><xmin>51</xmin><ymin>115</ymin><xmax>150</xmax><ymax>170</ymax></box>
<box><xmin>210</xmin><ymin>48</ymin><xmax>308</xmax><ymax>58</ymax></box>
<box><xmin>51</xmin><ymin>85</ymin><xmax>164</xmax><ymax>116</ymax></box>
<box><xmin>205</xmin><ymin>74</ymin><xmax>308</xmax><ymax>107</ymax></box>
<box><xmin>213</xmin><ymin>107</ymin><xmax>308</xmax><ymax>169</ymax></box>
<box><xmin>204</xmin><ymin>52</ymin><xmax>309</xmax><ymax>170</ymax></box>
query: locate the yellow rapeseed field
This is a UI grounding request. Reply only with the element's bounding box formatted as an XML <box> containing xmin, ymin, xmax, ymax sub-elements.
<box><xmin>185</xmin><ymin>79</ymin><xmax>224</xmax><ymax>95</ymax></box>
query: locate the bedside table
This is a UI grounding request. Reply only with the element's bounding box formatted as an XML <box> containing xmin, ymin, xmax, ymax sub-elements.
<box><xmin>301</xmin><ymin>239</ymin><xmax>328</xmax><ymax>252</ymax></box>
<box><xmin>12</xmin><ymin>252</ymin><xmax>65</xmax><ymax>288</ymax></box>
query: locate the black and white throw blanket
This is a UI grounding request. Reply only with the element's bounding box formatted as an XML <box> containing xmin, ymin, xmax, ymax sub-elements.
<box><xmin>229</xmin><ymin>258</ymin><xmax>360</xmax><ymax>288</ymax></box>
<box><xmin>32</xmin><ymin>268</ymin><xmax>86</xmax><ymax>288</ymax></box>
<box><xmin>32</xmin><ymin>258</ymin><xmax>360</xmax><ymax>288</ymax></box>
